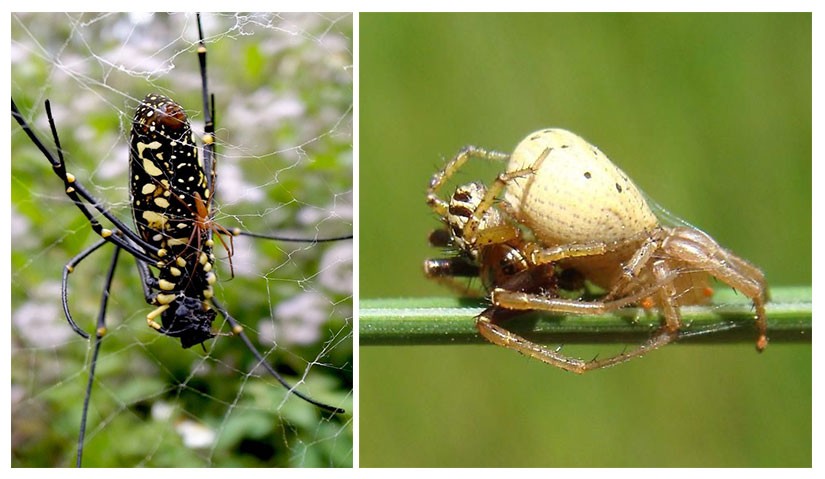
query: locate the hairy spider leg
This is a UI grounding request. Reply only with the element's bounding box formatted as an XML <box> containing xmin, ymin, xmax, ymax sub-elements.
<box><xmin>479</xmin><ymin>266</ymin><xmax>682</xmax><ymax>373</ymax></box>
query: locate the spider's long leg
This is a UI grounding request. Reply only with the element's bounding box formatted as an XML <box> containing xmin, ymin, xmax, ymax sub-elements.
<box><xmin>491</xmin><ymin>269</ymin><xmax>672</xmax><ymax>313</ymax></box>
<box><xmin>195</xmin><ymin>13</ymin><xmax>216</xmax><ymax>196</ymax></box>
<box><xmin>476</xmin><ymin>309</ymin><xmax>677</xmax><ymax>373</ymax></box>
<box><xmin>11</xmin><ymin>98</ymin><xmax>160</xmax><ymax>265</ymax></box>
<box><xmin>210</xmin><ymin>298</ymin><xmax>345</xmax><ymax>414</ymax></box>
<box><xmin>134</xmin><ymin>256</ymin><xmax>159</xmax><ymax>303</ymax></box>
<box><xmin>481</xmin><ymin>260</ymin><xmax>683</xmax><ymax>373</ymax></box>
<box><xmin>230</xmin><ymin>229</ymin><xmax>353</xmax><ymax>243</ymax></box>
<box><xmin>62</xmin><ymin>238</ymin><xmax>109</xmax><ymax>339</ymax></box>
<box><xmin>191</xmin><ymin>14</ymin><xmax>351</xmax><ymax>247</ymax></box>
<box><xmin>76</xmin><ymin>244</ymin><xmax>122</xmax><ymax>467</ymax></box>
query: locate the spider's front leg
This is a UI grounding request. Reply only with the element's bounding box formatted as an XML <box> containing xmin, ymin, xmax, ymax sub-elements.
<box><xmin>426</xmin><ymin>145</ymin><xmax>510</xmax><ymax>217</ymax></box>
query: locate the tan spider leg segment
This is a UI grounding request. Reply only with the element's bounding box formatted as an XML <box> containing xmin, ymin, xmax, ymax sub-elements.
<box><xmin>660</xmin><ymin>227</ymin><xmax>768</xmax><ymax>350</ymax></box>
<box><xmin>476</xmin><ymin>314</ymin><xmax>677</xmax><ymax>373</ymax></box>
<box><xmin>524</xmin><ymin>228</ymin><xmax>659</xmax><ymax>268</ymax></box>
<box><xmin>460</xmin><ymin>162</ymin><xmax>544</xmax><ymax>241</ymax></box>
<box><xmin>577</xmin><ymin>226</ymin><xmax>767</xmax><ymax>350</ymax></box>
<box><xmin>490</xmin><ymin>269</ymin><xmax>673</xmax><ymax>314</ymax></box>
<box><xmin>426</xmin><ymin>145</ymin><xmax>510</xmax><ymax>216</ymax></box>
<box><xmin>602</xmin><ymin>232</ymin><xmax>663</xmax><ymax>300</ymax></box>
<box><xmin>525</xmin><ymin>241</ymin><xmax>610</xmax><ymax>265</ymax></box>
<box><xmin>478</xmin><ymin>261</ymin><xmax>682</xmax><ymax>373</ymax></box>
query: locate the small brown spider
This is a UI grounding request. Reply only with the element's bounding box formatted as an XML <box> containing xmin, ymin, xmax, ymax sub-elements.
<box><xmin>425</xmin><ymin>128</ymin><xmax>768</xmax><ymax>373</ymax></box>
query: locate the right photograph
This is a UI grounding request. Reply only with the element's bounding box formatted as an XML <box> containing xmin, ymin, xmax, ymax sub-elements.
<box><xmin>359</xmin><ymin>13</ymin><xmax>811</xmax><ymax>467</ymax></box>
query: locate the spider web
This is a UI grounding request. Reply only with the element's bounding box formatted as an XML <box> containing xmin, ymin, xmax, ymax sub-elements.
<box><xmin>11</xmin><ymin>12</ymin><xmax>352</xmax><ymax>467</ymax></box>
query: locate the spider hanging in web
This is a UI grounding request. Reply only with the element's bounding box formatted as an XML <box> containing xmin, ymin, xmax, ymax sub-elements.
<box><xmin>11</xmin><ymin>13</ymin><xmax>352</xmax><ymax>467</ymax></box>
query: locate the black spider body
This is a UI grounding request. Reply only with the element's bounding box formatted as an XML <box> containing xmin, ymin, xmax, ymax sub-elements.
<box><xmin>129</xmin><ymin>93</ymin><xmax>217</xmax><ymax>348</ymax></box>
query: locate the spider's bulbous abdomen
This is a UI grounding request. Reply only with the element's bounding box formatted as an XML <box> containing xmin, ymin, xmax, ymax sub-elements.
<box><xmin>504</xmin><ymin>128</ymin><xmax>658</xmax><ymax>246</ymax></box>
<box><xmin>129</xmin><ymin>93</ymin><xmax>209</xmax><ymax>260</ymax></box>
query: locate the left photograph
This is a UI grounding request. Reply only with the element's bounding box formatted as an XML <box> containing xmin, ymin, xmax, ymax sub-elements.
<box><xmin>11</xmin><ymin>12</ymin><xmax>353</xmax><ymax>467</ymax></box>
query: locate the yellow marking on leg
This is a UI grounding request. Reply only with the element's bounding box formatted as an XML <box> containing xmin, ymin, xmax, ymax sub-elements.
<box><xmin>156</xmin><ymin>293</ymin><xmax>176</xmax><ymax>305</ymax></box>
<box><xmin>146</xmin><ymin>304</ymin><xmax>170</xmax><ymax>330</ymax></box>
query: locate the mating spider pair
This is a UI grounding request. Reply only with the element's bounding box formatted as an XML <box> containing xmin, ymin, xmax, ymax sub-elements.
<box><xmin>426</xmin><ymin>128</ymin><xmax>768</xmax><ymax>372</ymax></box>
<box><xmin>12</xmin><ymin>13</ymin><xmax>350</xmax><ymax>467</ymax></box>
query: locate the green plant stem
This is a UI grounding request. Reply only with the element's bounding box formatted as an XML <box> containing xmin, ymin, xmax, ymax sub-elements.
<box><xmin>360</xmin><ymin>286</ymin><xmax>811</xmax><ymax>346</ymax></box>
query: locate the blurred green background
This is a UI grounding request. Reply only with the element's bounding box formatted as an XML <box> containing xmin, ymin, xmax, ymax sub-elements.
<box><xmin>12</xmin><ymin>13</ymin><xmax>352</xmax><ymax>467</ymax></box>
<box><xmin>359</xmin><ymin>13</ymin><xmax>811</xmax><ymax>467</ymax></box>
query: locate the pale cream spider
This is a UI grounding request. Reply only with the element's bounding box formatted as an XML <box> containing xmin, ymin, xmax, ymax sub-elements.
<box><xmin>425</xmin><ymin>128</ymin><xmax>768</xmax><ymax>373</ymax></box>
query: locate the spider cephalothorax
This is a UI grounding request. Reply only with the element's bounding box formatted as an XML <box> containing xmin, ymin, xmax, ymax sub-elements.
<box><xmin>425</xmin><ymin>180</ymin><xmax>533</xmax><ymax>293</ymax></box>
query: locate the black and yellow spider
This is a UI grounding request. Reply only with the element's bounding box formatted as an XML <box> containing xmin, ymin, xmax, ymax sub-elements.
<box><xmin>11</xmin><ymin>13</ymin><xmax>352</xmax><ymax>467</ymax></box>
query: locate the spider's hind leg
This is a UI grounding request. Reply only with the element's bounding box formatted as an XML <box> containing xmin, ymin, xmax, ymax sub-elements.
<box><xmin>76</xmin><ymin>244</ymin><xmax>123</xmax><ymax>467</ymax></box>
<box><xmin>210</xmin><ymin>298</ymin><xmax>345</xmax><ymax>414</ymax></box>
<box><xmin>481</xmin><ymin>262</ymin><xmax>683</xmax><ymax>373</ymax></box>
